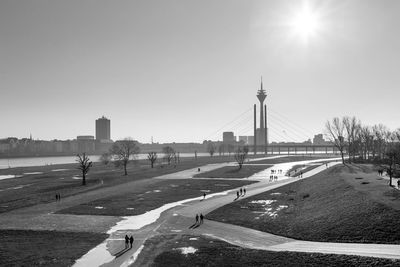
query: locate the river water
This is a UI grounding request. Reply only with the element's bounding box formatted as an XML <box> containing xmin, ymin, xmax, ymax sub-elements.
<box><xmin>0</xmin><ymin>153</ymin><xmax>210</xmax><ymax>170</ymax></box>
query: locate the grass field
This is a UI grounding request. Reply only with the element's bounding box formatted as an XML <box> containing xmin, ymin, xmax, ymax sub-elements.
<box><xmin>193</xmin><ymin>165</ymin><xmax>270</xmax><ymax>179</ymax></box>
<box><xmin>206</xmin><ymin>164</ymin><xmax>400</xmax><ymax>244</ymax></box>
<box><xmin>135</xmin><ymin>234</ymin><xmax>400</xmax><ymax>267</ymax></box>
<box><xmin>0</xmin><ymin>230</ymin><xmax>107</xmax><ymax>267</ymax></box>
<box><xmin>0</xmin><ymin>155</ymin><xmax>244</xmax><ymax>213</ymax></box>
<box><xmin>58</xmin><ymin>179</ymin><xmax>255</xmax><ymax>216</ymax></box>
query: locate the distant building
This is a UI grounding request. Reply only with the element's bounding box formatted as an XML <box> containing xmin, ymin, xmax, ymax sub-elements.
<box><xmin>313</xmin><ymin>134</ymin><xmax>328</xmax><ymax>145</ymax></box>
<box><xmin>77</xmin><ymin>135</ymin><xmax>95</xmax><ymax>153</ymax></box>
<box><xmin>248</xmin><ymin>136</ymin><xmax>255</xmax><ymax>145</ymax></box>
<box><xmin>96</xmin><ymin>116</ymin><xmax>111</xmax><ymax>141</ymax></box>
<box><xmin>238</xmin><ymin>136</ymin><xmax>248</xmax><ymax>144</ymax></box>
<box><xmin>223</xmin><ymin>132</ymin><xmax>235</xmax><ymax>144</ymax></box>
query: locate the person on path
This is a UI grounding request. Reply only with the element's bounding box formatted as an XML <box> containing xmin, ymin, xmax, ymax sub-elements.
<box><xmin>129</xmin><ymin>236</ymin><xmax>134</xmax><ymax>248</ymax></box>
<box><xmin>200</xmin><ymin>213</ymin><xmax>204</xmax><ymax>224</ymax></box>
<box><xmin>236</xmin><ymin>191</ymin><xmax>239</xmax><ymax>199</ymax></box>
<box><xmin>240</xmin><ymin>188</ymin><xmax>243</xmax><ymax>195</ymax></box>
<box><xmin>203</xmin><ymin>192</ymin><xmax>206</xmax><ymax>199</ymax></box>
<box><xmin>195</xmin><ymin>214</ymin><xmax>199</xmax><ymax>224</ymax></box>
<box><xmin>243</xmin><ymin>188</ymin><xmax>246</xmax><ymax>195</ymax></box>
<box><xmin>198</xmin><ymin>168</ymin><xmax>200</xmax><ymax>172</ymax></box>
<box><xmin>125</xmin><ymin>235</ymin><xmax>129</xmax><ymax>249</ymax></box>
<box><xmin>55</xmin><ymin>194</ymin><xmax>58</xmax><ymax>201</ymax></box>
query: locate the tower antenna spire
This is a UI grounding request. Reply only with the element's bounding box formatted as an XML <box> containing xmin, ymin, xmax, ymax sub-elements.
<box><xmin>261</xmin><ymin>76</ymin><xmax>263</xmax><ymax>90</ymax></box>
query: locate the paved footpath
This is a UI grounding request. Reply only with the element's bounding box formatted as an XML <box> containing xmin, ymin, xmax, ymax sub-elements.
<box><xmin>104</xmin><ymin>161</ymin><xmax>400</xmax><ymax>267</ymax></box>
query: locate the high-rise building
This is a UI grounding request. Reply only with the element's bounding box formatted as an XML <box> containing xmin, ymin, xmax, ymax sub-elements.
<box><xmin>223</xmin><ymin>132</ymin><xmax>235</xmax><ymax>144</ymax></box>
<box><xmin>95</xmin><ymin>116</ymin><xmax>111</xmax><ymax>141</ymax></box>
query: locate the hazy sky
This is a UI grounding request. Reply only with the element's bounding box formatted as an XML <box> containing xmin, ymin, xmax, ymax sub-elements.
<box><xmin>1</xmin><ymin>0</ymin><xmax>399</xmax><ymax>143</ymax></box>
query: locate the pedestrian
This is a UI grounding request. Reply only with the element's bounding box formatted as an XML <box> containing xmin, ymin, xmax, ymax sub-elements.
<box><xmin>55</xmin><ymin>194</ymin><xmax>58</xmax><ymax>201</ymax></box>
<box><xmin>236</xmin><ymin>191</ymin><xmax>239</xmax><ymax>199</ymax></box>
<box><xmin>195</xmin><ymin>214</ymin><xmax>199</xmax><ymax>224</ymax></box>
<box><xmin>203</xmin><ymin>192</ymin><xmax>206</xmax><ymax>199</ymax></box>
<box><xmin>125</xmin><ymin>235</ymin><xmax>129</xmax><ymax>249</ymax></box>
<box><xmin>200</xmin><ymin>213</ymin><xmax>204</xmax><ymax>224</ymax></box>
<box><xmin>129</xmin><ymin>236</ymin><xmax>134</xmax><ymax>248</ymax></box>
<box><xmin>240</xmin><ymin>188</ymin><xmax>243</xmax><ymax>195</ymax></box>
<box><xmin>243</xmin><ymin>188</ymin><xmax>246</xmax><ymax>195</ymax></box>
<box><xmin>198</xmin><ymin>168</ymin><xmax>200</xmax><ymax>172</ymax></box>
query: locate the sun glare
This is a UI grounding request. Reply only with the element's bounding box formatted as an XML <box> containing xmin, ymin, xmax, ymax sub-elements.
<box><xmin>290</xmin><ymin>4</ymin><xmax>320</xmax><ymax>43</ymax></box>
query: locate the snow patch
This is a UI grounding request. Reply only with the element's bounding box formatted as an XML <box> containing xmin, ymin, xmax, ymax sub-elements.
<box><xmin>23</xmin><ymin>172</ymin><xmax>43</xmax><ymax>175</ymax></box>
<box><xmin>271</xmin><ymin>193</ymin><xmax>281</xmax><ymax>195</ymax></box>
<box><xmin>126</xmin><ymin>208</ymin><xmax>135</xmax><ymax>210</ymax></box>
<box><xmin>120</xmin><ymin>245</ymin><xmax>144</xmax><ymax>267</ymax></box>
<box><xmin>0</xmin><ymin>175</ymin><xmax>22</xmax><ymax>180</ymax></box>
<box><xmin>95</xmin><ymin>206</ymin><xmax>104</xmax><ymax>209</ymax></box>
<box><xmin>176</xmin><ymin>247</ymin><xmax>197</xmax><ymax>255</ymax></box>
<box><xmin>51</xmin><ymin>169</ymin><xmax>69</xmax><ymax>172</ymax></box>
<box><xmin>153</xmin><ymin>189</ymin><xmax>161</xmax><ymax>193</ymax></box>
<box><xmin>189</xmin><ymin>237</ymin><xmax>199</xmax><ymax>241</ymax></box>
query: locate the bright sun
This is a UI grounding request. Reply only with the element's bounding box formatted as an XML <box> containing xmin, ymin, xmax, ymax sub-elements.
<box><xmin>290</xmin><ymin>4</ymin><xmax>320</xmax><ymax>42</ymax></box>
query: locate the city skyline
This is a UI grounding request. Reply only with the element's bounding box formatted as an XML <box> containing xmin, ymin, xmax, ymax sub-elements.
<box><xmin>1</xmin><ymin>0</ymin><xmax>400</xmax><ymax>143</ymax></box>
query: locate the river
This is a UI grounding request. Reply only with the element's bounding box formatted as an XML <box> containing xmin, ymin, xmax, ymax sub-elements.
<box><xmin>0</xmin><ymin>153</ymin><xmax>210</xmax><ymax>169</ymax></box>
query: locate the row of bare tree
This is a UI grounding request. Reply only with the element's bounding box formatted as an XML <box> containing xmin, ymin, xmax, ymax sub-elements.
<box><xmin>325</xmin><ymin>116</ymin><xmax>400</xmax><ymax>185</ymax></box>
<box><xmin>76</xmin><ymin>139</ymin><xmax>183</xmax><ymax>185</ymax></box>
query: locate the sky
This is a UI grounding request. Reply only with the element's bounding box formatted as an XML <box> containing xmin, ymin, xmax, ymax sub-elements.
<box><xmin>1</xmin><ymin>0</ymin><xmax>399</xmax><ymax>143</ymax></box>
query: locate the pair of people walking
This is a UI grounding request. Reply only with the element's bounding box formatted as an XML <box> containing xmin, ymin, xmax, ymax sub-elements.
<box><xmin>195</xmin><ymin>213</ymin><xmax>204</xmax><ymax>225</ymax></box>
<box><xmin>124</xmin><ymin>235</ymin><xmax>134</xmax><ymax>249</ymax></box>
<box><xmin>55</xmin><ymin>193</ymin><xmax>61</xmax><ymax>201</ymax></box>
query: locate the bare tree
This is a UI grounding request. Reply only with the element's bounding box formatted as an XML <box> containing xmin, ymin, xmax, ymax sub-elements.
<box><xmin>162</xmin><ymin>146</ymin><xmax>175</xmax><ymax>165</ymax></box>
<box><xmin>76</xmin><ymin>153</ymin><xmax>92</xmax><ymax>185</ymax></box>
<box><xmin>385</xmin><ymin>140</ymin><xmax>399</xmax><ymax>187</ymax></box>
<box><xmin>325</xmin><ymin>117</ymin><xmax>346</xmax><ymax>164</ymax></box>
<box><xmin>207</xmin><ymin>142</ymin><xmax>216</xmax><ymax>157</ymax></box>
<box><xmin>234</xmin><ymin>147</ymin><xmax>248</xmax><ymax>169</ymax></box>
<box><xmin>373</xmin><ymin>124</ymin><xmax>391</xmax><ymax>160</ymax></box>
<box><xmin>110</xmin><ymin>138</ymin><xmax>140</xmax><ymax>175</ymax></box>
<box><xmin>147</xmin><ymin>152</ymin><xmax>157</xmax><ymax>168</ymax></box>
<box><xmin>343</xmin><ymin>116</ymin><xmax>359</xmax><ymax>163</ymax></box>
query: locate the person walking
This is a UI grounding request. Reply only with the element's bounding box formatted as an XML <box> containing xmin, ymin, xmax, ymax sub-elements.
<box><xmin>195</xmin><ymin>214</ymin><xmax>199</xmax><ymax>224</ymax></box>
<box><xmin>240</xmin><ymin>188</ymin><xmax>243</xmax><ymax>196</ymax></box>
<box><xmin>200</xmin><ymin>213</ymin><xmax>204</xmax><ymax>224</ymax></box>
<box><xmin>243</xmin><ymin>188</ymin><xmax>246</xmax><ymax>195</ymax></box>
<box><xmin>236</xmin><ymin>191</ymin><xmax>239</xmax><ymax>199</ymax></box>
<box><xmin>125</xmin><ymin>235</ymin><xmax>129</xmax><ymax>249</ymax></box>
<box><xmin>55</xmin><ymin>194</ymin><xmax>58</xmax><ymax>202</ymax></box>
<box><xmin>129</xmin><ymin>236</ymin><xmax>134</xmax><ymax>248</ymax></box>
<box><xmin>203</xmin><ymin>192</ymin><xmax>206</xmax><ymax>199</ymax></box>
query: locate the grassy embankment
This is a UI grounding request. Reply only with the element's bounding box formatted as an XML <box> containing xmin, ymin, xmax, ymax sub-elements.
<box><xmin>0</xmin><ymin>155</ymin><xmax>247</xmax><ymax>213</ymax></box>
<box><xmin>135</xmin><ymin>234</ymin><xmax>400</xmax><ymax>267</ymax></box>
<box><xmin>58</xmin><ymin>179</ymin><xmax>256</xmax><ymax>216</ymax></box>
<box><xmin>0</xmin><ymin>230</ymin><xmax>107</xmax><ymax>267</ymax></box>
<box><xmin>207</xmin><ymin>164</ymin><xmax>400</xmax><ymax>244</ymax></box>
